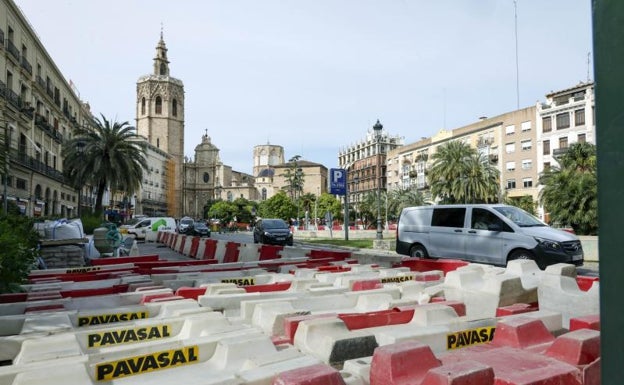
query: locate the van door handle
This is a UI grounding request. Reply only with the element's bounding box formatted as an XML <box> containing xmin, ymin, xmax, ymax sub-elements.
<box><xmin>454</xmin><ymin>229</ymin><xmax>463</xmax><ymax>233</ymax></box>
<box><xmin>468</xmin><ymin>230</ymin><xmax>477</xmax><ymax>234</ymax></box>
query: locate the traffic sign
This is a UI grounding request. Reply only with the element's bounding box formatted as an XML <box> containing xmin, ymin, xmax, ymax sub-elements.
<box><xmin>329</xmin><ymin>168</ymin><xmax>347</xmax><ymax>196</ymax></box>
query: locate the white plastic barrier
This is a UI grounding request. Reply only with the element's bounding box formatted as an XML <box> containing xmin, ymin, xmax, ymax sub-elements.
<box><xmin>238</xmin><ymin>243</ymin><xmax>262</xmax><ymax>262</ymax></box>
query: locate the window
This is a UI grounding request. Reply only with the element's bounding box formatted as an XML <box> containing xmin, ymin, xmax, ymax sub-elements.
<box><xmin>141</xmin><ymin>98</ymin><xmax>146</xmax><ymax>115</ymax></box>
<box><xmin>505</xmin><ymin>125</ymin><xmax>515</xmax><ymax>135</ymax></box>
<box><xmin>523</xmin><ymin>178</ymin><xmax>533</xmax><ymax>188</ymax></box>
<box><xmin>155</xmin><ymin>96</ymin><xmax>162</xmax><ymax>114</ymax></box>
<box><xmin>544</xmin><ymin>162</ymin><xmax>551</xmax><ymax>171</ymax></box>
<box><xmin>521</xmin><ymin>159</ymin><xmax>532</xmax><ymax>170</ymax></box>
<box><xmin>542</xmin><ymin>116</ymin><xmax>552</xmax><ymax>133</ymax></box>
<box><xmin>543</xmin><ymin>140</ymin><xmax>550</xmax><ymax>155</ymax></box>
<box><xmin>575</xmin><ymin>109</ymin><xmax>585</xmax><ymax>126</ymax></box>
<box><xmin>506</xmin><ymin>161</ymin><xmax>516</xmax><ymax>171</ymax></box>
<box><xmin>431</xmin><ymin>207</ymin><xmax>466</xmax><ymax>228</ymax></box>
<box><xmin>521</xmin><ymin>140</ymin><xmax>532</xmax><ymax>151</ymax></box>
<box><xmin>556</xmin><ymin>112</ymin><xmax>570</xmax><ymax>130</ymax></box>
<box><xmin>521</xmin><ymin>121</ymin><xmax>531</xmax><ymax>132</ymax></box>
<box><xmin>559</xmin><ymin>136</ymin><xmax>569</xmax><ymax>149</ymax></box>
<box><xmin>506</xmin><ymin>179</ymin><xmax>516</xmax><ymax>189</ymax></box>
<box><xmin>505</xmin><ymin>143</ymin><xmax>515</xmax><ymax>153</ymax></box>
<box><xmin>172</xmin><ymin>99</ymin><xmax>177</xmax><ymax>117</ymax></box>
<box><xmin>471</xmin><ymin>208</ymin><xmax>511</xmax><ymax>232</ymax></box>
<box><xmin>578</xmin><ymin>133</ymin><xmax>586</xmax><ymax>143</ymax></box>
<box><xmin>16</xmin><ymin>178</ymin><xmax>27</xmax><ymax>190</ymax></box>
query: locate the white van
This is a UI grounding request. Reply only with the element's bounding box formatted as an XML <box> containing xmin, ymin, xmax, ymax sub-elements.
<box><xmin>396</xmin><ymin>204</ymin><xmax>584</xmax><ymax>269</ymax></box>
<box><xmin>126</xmin><ymin>217</ymin><xmax>177</xmax><ymax>240</ymax></box>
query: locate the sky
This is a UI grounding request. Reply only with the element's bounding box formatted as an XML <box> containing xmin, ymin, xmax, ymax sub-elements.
<box><xmin>14</xmin><ymin>0</ymin><xmax>593</xmax><ymax>175</ymax></box>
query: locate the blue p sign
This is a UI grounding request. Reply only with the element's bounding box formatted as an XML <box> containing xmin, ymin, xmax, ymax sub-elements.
<box><xmin>329</xmin><ymin>168</ymin><xmax>347</xmax><ymax>196</ymax></box>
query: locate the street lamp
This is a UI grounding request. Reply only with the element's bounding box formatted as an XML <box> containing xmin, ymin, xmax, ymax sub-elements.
<box><xmin>373</xmin><ymin>119</ymin><xmax>383</xmax><ymax>240</ymax></box>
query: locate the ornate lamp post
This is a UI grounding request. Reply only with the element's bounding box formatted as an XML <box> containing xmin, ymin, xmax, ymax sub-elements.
<box><xmin>373</xmin><ymin>119</ymin><xmax>383</xmax><ymax>240</ymax></box>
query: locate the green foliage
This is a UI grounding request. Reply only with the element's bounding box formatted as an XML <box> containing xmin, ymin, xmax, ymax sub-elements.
<box><xmin>63</xmin><ymin>115</ymin><xmax>147</xmax><ymax>213</ymax></box>
<box><xmin>316</xmin><ymin>193</ymin><xmax>342</xmax><ymax>221</ymax></box>
<box><xmin>504</xmin><ymin>195</ymin><xmax>536</xmax><ymax>215</ymax></box>
<box><xmin>257</xmin><ymin>191</ymin><xmax>297</xmax><ymax>220</ymax></box>
<box><xmin>388</xmin><ymin>187</ymin><xmax>426</xmax><ymax>218</ymax></box>
<box><xmin>428</xmin><ymin>141</ymin><xmax>500</xmax><ymax>204</ymax></box>
<box><xmin>281</xmin><ymin>156</ymin><xmax>305</xmax><ymax>200</ymax></box>
<box><xmin>80</xmin><ymin>212</ymin><xmax>104</xmax><ymax>235</ymax></box>
<box><xmin>539</xmin><ymin>142</ymin><xmax>598</xmax><ymax>235</ymax></box>
<box><xmin>0</xmin><ymin>214</ymin><xmax>40</xmax><ymax>293</ymax></box>
<box><xmin>208</xmin><ymin>200</ymin><xmax>239</xmax><ymax>223</ymax></box>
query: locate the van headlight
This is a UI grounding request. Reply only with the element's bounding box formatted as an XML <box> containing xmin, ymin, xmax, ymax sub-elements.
<box><xmin>534</xmin><ymin>237</ymin><xmax>561</xmax><ymax>250</ymax></box>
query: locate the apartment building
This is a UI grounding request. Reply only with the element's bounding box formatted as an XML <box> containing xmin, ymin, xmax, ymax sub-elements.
<box><xmin>387</xmin><ymin>107</ymin><xmax>538</xmax><ymax>204</ymax></box>
<box><xmin>1</xmin><ymin>0</ymin><xmax>90</xmax><ymax>217</ymax></box>
<box><xmin>338</xmin><ymin>120</ymin><xmax>404</xmax><ymax>213</ymax></box>
<box><xmin>536</xmin><ymin>82</ymin><xmax>595</xmax><ymax>221</ymax></box>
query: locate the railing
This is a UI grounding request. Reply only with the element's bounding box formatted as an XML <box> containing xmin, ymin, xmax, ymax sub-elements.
<box><xmin>552</xmin><ymin>147</ymin><xmax>569</xmax><ymax>157</ymax></box>
<box><xmin>20</xmin><ymin>56</ymin><xmax>32</xmax><ymax>75</ymax></box>
<box><xmin>0</xmin><ymin>79</ymin><xmax>6</xmax><ymax>98</ymax></box>
<box><xmin>6</xmin><ymin>39</ymin><xmax>20</xmax><ymax>61</ymax></box>
<box><xmin>34</xmin><ymin>114</ymin><xmax>63</xmax><ymax>143</ymax></box>
<box><xmin>6</xmin><ymin>88</ymin><xmax>20</xmax><ymax>108</ymax></box>
<box><xmin>36</xmin><ymin>75</ymin><xmax>46</xmax><ymax>89</ymax></box>
<box><xmin>0</xmin><ymin>28</ymin><xmax>4</xmax><ymax>46</ymax></box>
<box><xmin>10</xmin><ymin>148</ymin><xmax>65</xmax><ymax>183</ymax></box>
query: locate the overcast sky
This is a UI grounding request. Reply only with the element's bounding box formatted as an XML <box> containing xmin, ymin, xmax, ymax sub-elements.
<box><xmin>14</xmin><ymin>0</ymin><xmax>593</xmax><ymax>175</ymax></box>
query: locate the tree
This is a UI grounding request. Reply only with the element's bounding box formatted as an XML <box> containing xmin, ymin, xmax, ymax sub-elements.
<box><xmin>282</xmin><ymin>155</ymin><xmax>305</xmax><ymax>200</ymax></box>
<box><xmin>0</xmin><ymin>214</ymin><xmax>40</xmax><ymax>293</ymax></box>
<box><xmin>539</xmin><ymin>142</ymin><xmax>598</xmax><ymax>235</ymax></box>
<box><xmin>63</xmin><ymin>115</ymin><xmax>147</xmax><ymax>213</ymax></box>
<box><xmin>207</xmin><ymin>200</ymin><xmax>238</xmax><ymax>223</ymax></box>
<box><xmin>388</xmin><ymin>187</ymin><xmax>426</xmax><ymax>219</ymax></box>
<box><xmin>258</xmin><ymin>191</ymin><xmax>298</xmax><ymax>220</ymax></box>
<box><xmin>504</xmin><ymin>194</ymin><xmax>537</xmax><ymax>215</ymax></box>
<box><xmin>316</xmin><ymin>193</ymin><xmax>342</xmax><ymax>223</ymax></box>
<box><xmin>428</xmin><ymin>141</ymin><xmax>500</xmax><ymax>203</ymax></box>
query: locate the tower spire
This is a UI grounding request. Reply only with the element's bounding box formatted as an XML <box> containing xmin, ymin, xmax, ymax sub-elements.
<box><xmin>153</xmin><ymin>28</ymin><xmax>170</xmax><ymax>76</ymax></box>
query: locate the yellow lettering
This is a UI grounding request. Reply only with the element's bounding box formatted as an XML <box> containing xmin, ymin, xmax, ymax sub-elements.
<box><xmin>78</xmin><ymin>311</ymin><xmax>148</xmax><ymax>327</ymax></box>
<box><xmin>220</xmin><ymin>277</ymin><xmax>255</xmax><ymax>285</ymax></box>
<box><xmin>87</xmin><ymin>324</ymin><xmax>171</xmax><ymax>348</ymax></box>
<box><xmin>446</xmin><ymin>327</ymin><xmax>496</xmax><ymax>350</ymax></box>
<box><xmin>95</xmin><ymin>346</ymin><xmax>199</xmax><ymax>381</ymax></box>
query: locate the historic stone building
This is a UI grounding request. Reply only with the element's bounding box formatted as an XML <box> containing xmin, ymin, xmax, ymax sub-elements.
<box><xmin>135</xmin><ymin>32</ymin><xmax>185</xmax><ymax>217</ymax></box>
<box><xmin>253</xmin><ymin>143</ymin><xmax>285</xmax><ymax>201</ymax></box>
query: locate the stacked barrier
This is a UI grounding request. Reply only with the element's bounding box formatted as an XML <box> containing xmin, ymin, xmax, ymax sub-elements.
<box><xmin>0</xmin><ymin>235</ymin><xmax>601</xmax><ymax>384</ymax></box>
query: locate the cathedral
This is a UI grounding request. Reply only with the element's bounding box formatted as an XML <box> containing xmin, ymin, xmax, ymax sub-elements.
<box><xmin>133</xmin><ymin>33</ymin><xmax>327</xmax><ymax>219</ymax></box>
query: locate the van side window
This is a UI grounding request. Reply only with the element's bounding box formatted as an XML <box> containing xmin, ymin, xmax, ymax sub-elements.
<box><xmin>471</xmin><ymin>208</ymin><xmax>512</xmax><ymax>232</ymax></box>
<box><xmin>431</xmin><ymin>208</ymin><xmax>465</xmax><ymax>228</ymax></box>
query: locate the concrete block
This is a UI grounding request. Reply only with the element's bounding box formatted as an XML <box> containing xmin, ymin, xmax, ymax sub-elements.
<box><xmin>537</xmin><ymin>273</ymin><xmax>600</xmax><ymax>328</ymax></box>
<box><xmin>370</xmin><ymin>341</ymin><xmax>441</xmax><ymax>385</ymax></box>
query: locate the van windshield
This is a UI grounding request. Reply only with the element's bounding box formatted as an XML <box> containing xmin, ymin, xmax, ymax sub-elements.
<box><xmin>494</xmin><ymin>206</ymin><xmax>546</xmax><ymax>227</ymax></box>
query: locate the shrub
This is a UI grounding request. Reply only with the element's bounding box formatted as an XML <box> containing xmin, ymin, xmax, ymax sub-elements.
<box><xmin>81</xmin><ymin>213</ymin><xmax>104</xmax><ymax>235</ymax></box>
<box><xmin>0</xmin><ymin>214</ymin><xmax>40</xmax><ymax>293</ymax></box>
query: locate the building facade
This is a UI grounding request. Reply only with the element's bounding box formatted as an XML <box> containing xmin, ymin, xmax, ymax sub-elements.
<box><xmin>253</xmin><ymin>143</ymin><xmax>285</xmax><ymax>201</ymax></box>
<box><xmin>338</xmin><ymin>120</ymin><xmax>404</xmax><ymax>213</ymax></box>
<box><xmin>135</xmin><ymin>33</ymin><xmax>185</xmax><ymax>217</ymax></box>
<box><xmin>1</xmin><ymin>0</ymin><xmax>88</xmax><ymax>217</ymax></box>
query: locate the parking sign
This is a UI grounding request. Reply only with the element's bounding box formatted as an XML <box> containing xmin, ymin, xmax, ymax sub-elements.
<box><xmin>329</xmin><ymin>168</ymin><xmax>347</xmax><ymax>196</ymax></box>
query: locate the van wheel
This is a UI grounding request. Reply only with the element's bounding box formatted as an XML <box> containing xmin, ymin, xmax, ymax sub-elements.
<box><xmin>409</xmin><ymin>244</ymin><xmax>429</xmax><ymax>258</ymax></box>
<box><xmin>508</xmin><ymin>249</ymin><xmax>534</xmax><ymax>261</ymax></box>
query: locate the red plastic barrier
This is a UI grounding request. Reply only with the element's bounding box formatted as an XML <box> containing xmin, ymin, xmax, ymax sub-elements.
<box><xmin>576</xmin><ymin>275</ymin><xmax>599</xmax><ymax>292</ymax></box>
<box><xmin>317</xmin><ymin>265</ymin><xmax>351</xmax><ymax>272</ymax></box>
<box><xmin>351</xmin><ymin>279</ymin><xmax>383</xmax><ymax>291</ymax></box>
<box><xmin>243</xmin><ymin>282</ymin><xmax>291</xmax><ymax>293</ymax></box>
<box><xmin>90</xmin><ymin>254</ymin><xmax>160</xmax><ymax>266</ymax></box>
<box><xmin>189</xmin><ymin>237</ymin><xmax>200</xmax><ymax>258</ymax></box>
<box><xmin>272</xmin><ymin>363</ymin><xmax>346</xmax><ymax>385</ymax></box>
<box><xmin>496</xmin><ymin>302</ymin><xmax>539</xmax><ymax>317</ymax></box>
<box><xmin>491</xmin><ymin>316</ymin><xmax>555</xmax><ymax>349</ymax></box>
<box><xmin>60</xmin><ymin>284</ymin><xmax>130</xmax><ymax>298</ymax></box>
<box><xmin>308</xmin><ymin>249</ymin><xmax>351</xmax><ymax>261</ymax></box>
<box><xmin>223</xmin><ymin>242</ymin><xmax>240</xmax><ymax>263</ymax></box>
<box><xmin>175</xmin><ymin>287</ymin><xmax>208</xmax><ymax>300</ymax></box>
<box><xmin>259</xmin><ymin>244</ymin><xmax>283</xmax><ymax>261</ymax></box>
<box><xmin>200</xmin><ymin>239</ymin><xmax>218</xmax><ymax>260</ymax></box>
<box><xmin>282</xmin><ymin>313</ymin><xmax>338</xmax><ymax>344</ymax></box>
<box><xmin>24</xmin><ymin>303</ymin><xmax>66</xmax><ymax>313</ymax></box>
<box><xmin>178</xmin><ymin>236</ymin><xmax>187</xmax><ymax>254</ymax></box>
<box><xmin>140</xmin><ymin>293</ymin><xmax>184</xmax><ymax>304</ymax></box>
<box><xmin>399</xmin><ymin>258</ymin><xmax>468</xmax><ymax>276</ymax></box>
<box><xmin>0</xmin><ymin>293</ymin><xmax>28</xmax><ymax>304</ymax></box>
<box><xmin>370</xmin><ymin>341</ymin><xmax>442</xmax><ymax>385</ymax></box>
<box><xmin>422</xmin><ymin>360</ymin><xmax>495</xmax><ymax>385</ymax></box>
<box><xmin>339</xmin><ymin>308</ymin><xmax>414</xmax><ymax>330</ymax></box>
<box><xmin>569</xmin><ymin>315</ymin><xmax>600</xmax><ymax>331</ymax></box>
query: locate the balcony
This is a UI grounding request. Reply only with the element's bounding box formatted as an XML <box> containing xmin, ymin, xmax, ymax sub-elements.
<box><xmin>20</xmin><ymin>56</ymin><xmax>33</xmax><ymax>75</ymax></box>
<box><xmin>10</xmin><ymin>148</ymin><xmax>65</xmax><ymax>183</ymax></box>
<box><xmin>0</xmin><ymin>79</ymin><xmax>6</xmax><ymax>98</ymax></box>
<box><xmin>477</xmin><ymin>137</ymin><xmax>493</xmax><ymax>147</ymax></box>
<box><xmin>36</xmin><ymin>75</ymin><xmax>46</xmax><ymax>89</ymax></box>
<box><xmin>6</xmin><ymin>89</ymin><xmax>20</xmax><ymax>108</ymax></box>
<box><xmin>6</xmin><ymin>39</ymin><xmax>20</xmax><ymax>61</ymax></box>
<box><xmin>489</xmin><ymin>154</ymin><xmax>499</xmax><ymax>163</ymax></box>
<box><xmin>552</xmin><ymin>147</ymin><xmax>569</xmax><ymax>157</ymax></box>
<box><xmin>0</xmin><ymin>28</ymin><xmax>4</xmax><ymax>47</ymax></box>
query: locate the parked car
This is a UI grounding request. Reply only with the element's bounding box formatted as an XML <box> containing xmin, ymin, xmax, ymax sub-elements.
<box><xmin>192</xmin><ymin>221</ymin><xmax>211</xmax><ymax>237</ymax></box>
<box><xmin>177</xmin><ymin>216</ymin><xmax>195</xmax><ymax>234</ymax></box>
<box><xmin>396</xmin><ymin>204</ymin><xmax>584</xmax><ymax>269</ymax></box>
<box><xmin>126</xmin><ymin>217</ymin><xmax>177</xmax><ymax>240</ymax></box>
<box><xmin>253</xmin><ymin>218</ymin><xmax>293</xmax><ymax>246</ymax></box>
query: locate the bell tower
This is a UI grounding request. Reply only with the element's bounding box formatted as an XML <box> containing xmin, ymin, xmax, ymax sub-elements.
<box><xmin>136</xmin><ymin>31</ymin><xmax>185</xmax><ymax>217</ymax></box>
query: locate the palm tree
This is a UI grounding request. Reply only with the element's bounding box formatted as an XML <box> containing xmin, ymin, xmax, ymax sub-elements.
<box><xmin>388</xmin><ymin>187</ymin><xmax>426</xmax><ymax>218</ymax></box>
<box><xmin>63</xmin><ymin>115</ymin><xmax>147</xmax><ymax>213</ymax></box>
<box><xmin>428</xmin><ymin>141</ymin><xmax>499</xmax><ymax>203</ymax></box>
<box><xmin>539</xmin><ymin>142</ymin><xmax>597</xmax><ymax>234</ymax></box>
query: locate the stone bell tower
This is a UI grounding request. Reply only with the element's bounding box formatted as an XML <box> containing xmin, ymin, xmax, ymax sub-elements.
<box><xmin>136</xmin><ymin>31</ymin><xmax>185</xmax><ymax>217</ymax></box>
